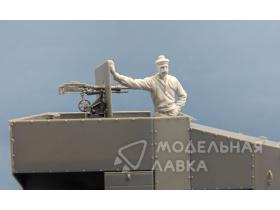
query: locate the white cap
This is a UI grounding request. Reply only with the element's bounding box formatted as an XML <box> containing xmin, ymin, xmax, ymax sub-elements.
<box><xmin>155</xmin><ymin>55</ymin><xmax>169</xmax><ymax>65</ymax></box>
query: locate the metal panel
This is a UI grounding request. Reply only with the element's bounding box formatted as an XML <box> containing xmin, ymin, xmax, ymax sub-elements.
<box><xmin>190</xmin><ymin>127</ymin><xmax>254</xmax><ymax>190</ymax></box>
<box><xmin>11</xmin><ymin>117</ymin><xmax>153</xmax><ymax>173</ymax></box>
<box><xmin>254</xmin><ymin>144</ymin><xmax>280</xmax><ymax>189</ymax></box>
<box><xmin>112</xmin><ymin>111</ymin><xmax>151</xmax><ymax>118</ymax></box>
<box><xmin>11</xmin><ymin>112</ymin><xmax>151</xmax><ymax>120</ymax></box>
<box><xmin>95</xmin><ymin>61</ymin><xmax>113</xmax><ymax>117</ymax></box>
<box><xmin>106</xmin><ymin>185</ymin><xmax>153</xmax><ymax>190</ymax></box>
<box><xmin>154</xmin><ymin>117</ymin><xmax>190</xmax><ymax>190</ymax></box>
<box><xmin>105</xmin><ymin>171</ymin><xmax>153</xmax><ymax>190</ymax></box>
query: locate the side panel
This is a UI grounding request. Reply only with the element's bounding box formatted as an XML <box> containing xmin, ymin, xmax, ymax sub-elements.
<box><xmin>154</xmin><ymin>117</ymin><xmax>191</xmax><ymax>190</ymax></box>
<box><xmin>95</xmin><ymin>61</ymin><xmax>112</xmax><ymax>117</ymax></box>
<box><xmin>112</xmin><ymin>111</ymin><xmax>151</xmax><ymax>118</ymax></box>
<box><xmin>254</xmin><ymin>144</ymin><xmax>280</xmax><ymax>189</ymax></box>
<box><xmin>11</xmin><ymin>118</ymin><xmax>153</xmax><ymax>173</ymax></box>
<box><xmin>105</xmin><ymin>171</ymin><xmax>154</xmax><ymax>190</ymax></box>
<box><xmin>190</xmin><ymin>128</ymin><xmax>253</xmax><ymax>189</ymax></box>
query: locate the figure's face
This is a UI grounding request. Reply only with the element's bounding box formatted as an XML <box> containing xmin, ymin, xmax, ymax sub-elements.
<box><xmin>157</xmin><ymin>64</ymin><xmax>169</xmax><ymax>78</ymax></box>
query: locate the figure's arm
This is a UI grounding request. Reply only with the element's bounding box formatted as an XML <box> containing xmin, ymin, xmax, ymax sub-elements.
<box><xmin>108</xmin><ymin>60</ymin><xmax>152</xmax><ymax>90</ymax></box>
<box><xmin>175</xmin><ymin>80</ymin><xmax>187</xmax><ymax>111</ymax></box>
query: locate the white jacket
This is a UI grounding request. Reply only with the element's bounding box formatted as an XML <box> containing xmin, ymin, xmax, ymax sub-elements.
<box><xmin>113</xmin><ymin>72</ymin><xmax>187</xmax><ymax>116</ymax></box>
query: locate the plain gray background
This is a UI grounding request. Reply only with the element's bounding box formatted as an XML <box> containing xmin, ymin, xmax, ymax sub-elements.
<box><xmin>1</xmin><ymin>21</ymin><xmax>280</xmax><ymax>189</ymax></box>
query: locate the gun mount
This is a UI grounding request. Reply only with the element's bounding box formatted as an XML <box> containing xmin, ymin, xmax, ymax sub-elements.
<box><xmin>59</xmin><ymin>82</ymin><xmax>128</xmax><ymax>117</ymax></box>
<box><xmin>58</xmin><ymin>61</ymin><xmax>129</xmax><ymax>118</ymax></box>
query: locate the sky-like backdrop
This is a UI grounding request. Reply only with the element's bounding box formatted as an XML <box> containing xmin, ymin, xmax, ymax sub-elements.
<box><xmin>1</xmin><ymin>21</ymin><xmax>280</xmax><ymax>189</ymax></box>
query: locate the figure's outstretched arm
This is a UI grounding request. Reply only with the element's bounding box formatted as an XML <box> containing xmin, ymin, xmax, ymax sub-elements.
<box><xmin>108</xmin><ymin>60</ymin><xmax>152</xmax><ymax>90</ymax></box>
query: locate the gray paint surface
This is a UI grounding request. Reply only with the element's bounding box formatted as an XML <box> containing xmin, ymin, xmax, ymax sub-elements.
<box><xmin>190</xmin><ymin>123</ymin><xmax>280</xmax><ymax>190</ymax></box>
<box><xmin>11</xmin><ymin>114</ymin><xmax>153</xmax><ymax>173</ymax></box>
<box><xmin>105</xmin><ymin>185</ymin><xmax>153</xmax><ymax>190</ymax></box>
<box><xmin>105</xmin><ymin>171</ymin><xmax>153</xmax><ymax>190</ymax></box>
<box><xmin>254</xmin><ymin>145</ymin><xmax>280</xmax><ymax>189</ymax></box>
<box><xmin>154</xmin><ymin>117</ymin><xmax>190</xmax><ymax>190</ymax></box>
<box><xmin>95</xmin><ymin>61</ymin><xmax>113</xmax><ymax>117</ymax></box>
<box><xmin>190</xmin><ymin>128</ymin><xmax>253</xmax><ymax>189</ymax></box>
<box><xmin>9</xmin><ymin>112</ymin><xmax>280</xmax><ymax>189</ymax></box>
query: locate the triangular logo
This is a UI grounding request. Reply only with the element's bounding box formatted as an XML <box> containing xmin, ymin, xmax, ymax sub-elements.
<box><xmin>114</xmin><ymin>140</ymin><xmax>147</xmax><ymax>170</ymax></box>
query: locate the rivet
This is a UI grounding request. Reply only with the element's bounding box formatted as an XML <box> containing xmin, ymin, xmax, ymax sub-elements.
<box><xmin>11</xmin><ymin>138</ymin><xmax>15</xmax><ymax>142</ymax></box>
<box><xmin>126</xmin><ymin>173</ymin><xmax>131</xmax><ymax>180</ymax></box>
<box><xmin>154</xmin><ymin>130</ymin><xmax>158</xmax><ymax>133</ymax></box>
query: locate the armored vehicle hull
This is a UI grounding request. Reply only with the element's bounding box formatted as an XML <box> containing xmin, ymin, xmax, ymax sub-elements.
<box><xmin>9</xmin><ymin>112</ymin><xmax>280</xmax><ymax>190</ymax></box>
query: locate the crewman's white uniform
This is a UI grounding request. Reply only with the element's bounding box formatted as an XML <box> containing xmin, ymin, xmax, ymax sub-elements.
<box><xmin>113</xmin><ymin>72</ymin><xmax>187</xmax><ymax>117</ymax></box>
<box><xmin>109</xmin><ymin>55</ymin><xmax>187</xmax><ymax>117</ymax></box>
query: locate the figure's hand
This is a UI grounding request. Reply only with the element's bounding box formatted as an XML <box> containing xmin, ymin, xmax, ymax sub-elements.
<box><xmin>173</xmin><ymin>106</ymin><xmax>181</xmax><ymax>116</ymax></box>
<box><xmin>107</xmin><ymin>60</ymin><xmax>116</xmax><ymax>75</ymax></box>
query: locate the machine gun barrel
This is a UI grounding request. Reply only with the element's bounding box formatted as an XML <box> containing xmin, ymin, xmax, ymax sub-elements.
<box><xmin>58</xmin><ymin>82</ymin><xmax>129</xmax><ymax>95</ymax></box>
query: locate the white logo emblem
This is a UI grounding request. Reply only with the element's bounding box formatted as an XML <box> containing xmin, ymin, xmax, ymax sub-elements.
<box><xmin>114</xmin><ymin>140</ymin><xmax>147</xmax><ymax>171</ymax></box>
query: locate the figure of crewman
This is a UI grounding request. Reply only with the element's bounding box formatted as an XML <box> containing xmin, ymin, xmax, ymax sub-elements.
<box><xmin>108</xmin><ymin>55</ymin><xmax>187</xmax><ymax>117</ymax></box>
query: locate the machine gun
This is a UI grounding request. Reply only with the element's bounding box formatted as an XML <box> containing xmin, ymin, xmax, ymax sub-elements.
<box><xmin>59</xmin><ymin>82</ymin><xmax>128</xmax><ymax>117</ymax></box>
<box><xmin>58</xmin><ymin>61</ymin><xmax>129</xmax><ymax>118</ymax></box>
